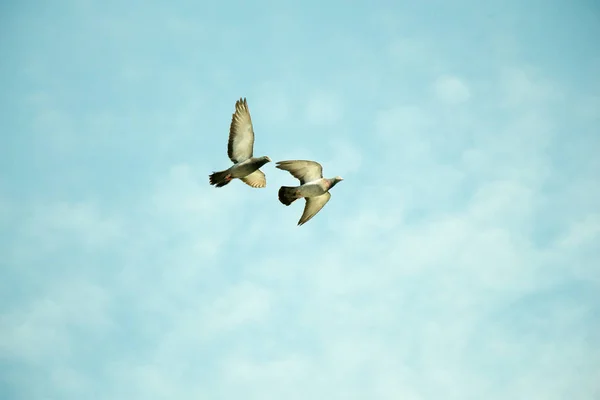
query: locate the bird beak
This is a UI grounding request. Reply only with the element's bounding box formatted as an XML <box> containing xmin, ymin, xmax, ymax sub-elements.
<box><xmin>266</xmin><ymin>156</ymin><xmax>272</xmax><ymax>162</ymax></box>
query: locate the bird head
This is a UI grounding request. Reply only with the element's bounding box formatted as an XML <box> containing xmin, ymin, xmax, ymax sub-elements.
<box><xmin>330</xmin><ymin>176</ymin><xmax>344</xmax><ymax>187</ymax></box>
<box><xmin>256</xmin><ymin>156</ymin><xmax>272</xmax><ymax>166</ymax></box>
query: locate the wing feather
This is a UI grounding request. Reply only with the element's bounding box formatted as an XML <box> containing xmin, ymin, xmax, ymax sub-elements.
<box><xmin>227</xmin><ymin>98</ymin><xmax>255</xmax><ymax>163</ymax></box>
<box><xmin>275</xmin><ymin>160</ymin><xmax>323</xmax><ymax>184</ymax></box>
<box><xmin>298</xmin><ymin>192</ymin><xmax>331</xmax><ymax>226</ymax></box>
<box><xmin>240</xmin><ymin>169</ymin><xmax>266</xmax><ymax>188</ymax></box>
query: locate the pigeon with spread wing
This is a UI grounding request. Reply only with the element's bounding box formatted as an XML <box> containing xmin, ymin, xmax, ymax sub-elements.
<box><xmin>209</xmin><ymin>98</ymin><xmax>271</xmax><ymax>188</ymax></box>
<box><xmin>276</xmin><ymin>160</ymin><xmax>343</xmax><ymax>226</ymax></box>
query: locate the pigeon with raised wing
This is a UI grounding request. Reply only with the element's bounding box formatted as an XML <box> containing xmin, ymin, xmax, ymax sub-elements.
<box><xmin>276</xmin><ymin>160</ymin><xmax>343</xmax><ymax>226</ymax></box>
<box><xmin>209</xmin><ymin>98</ymin><xmax>271</xmax><ymax>188</ymax></box>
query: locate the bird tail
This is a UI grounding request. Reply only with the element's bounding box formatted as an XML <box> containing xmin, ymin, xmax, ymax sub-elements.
<box><xmin>209</xmin><ymin>169</ymin><xmax>232</xmax><ymax>188</ymax></box>
<box><xmin>278</xmin><ymin>186</ymin><xmax>299</xmax><ymax>206</ymax></box>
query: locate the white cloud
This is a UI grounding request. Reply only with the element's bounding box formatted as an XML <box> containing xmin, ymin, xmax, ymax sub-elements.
<box><xmin>5</xmin><ymin>115</ymin><xmax>599</xmax><ymax>400</ymax></box>
<box><xmin>12</xmin><ymin>201</ymin><xmax>124</xmax><ymax>261</ymax></box>
<box><xmin>499</xmin><ymin>66</ymin><xmax>562</xmax><ymax>108</ymax></box>
<box><xmin>221</xmin><ymin>353</ymin><xmax>310</xmax><ymax>386</ymax></box>
<box><xmin>432</xmin><ymin>75</ymin><xmax>471</xmax><ymax>104</ymax></box>
<box><xmin>0</xmin><ymin>279</ymin><xmax>113</xmax><ymax>362</ymax></box>
<box><xmin>387</xmin><ymin>36</ymin><xmax>438</xmax><ymax>70</ymax></box>
<box><xmin>374</xmin><ymin>105</ymin><xmax>433</xmax><ymax>145</ymax></box>
<box><xmin>323</xmin><ymin>137</ymin><xmax>363</xmax><ymax>177</ymax></box>
<box><xmin>558</xmin><ymin>214</ymin><xmax>600</xmax><ymax>249</ymax></box>
<box><xmin>3</xmin><ymin>4</ymin><xmax>599</xmax><ymax>400</ymax></box>
<box><xmin>203</xmin><ymin>282</ymin><xmax>272</xmax><ymax>334</ymax></box>
<box><xmin>305</xmin><ymin>91</ymin><xmax>343</xmax><ymax>125</ymax></box>
<box><xmin>575</xmin><ymin>94</ymin><xmax>600</xmax><ymax>120</ymax></box>
<box><xmin>31</xmin><ymin>108</ymin><xmax>77</xmax><ymax>152</ymax></box>
<box><xmin>251</xmin><ymin>81</ymin><xmax>292</xmax><ymax>126</ymax></box>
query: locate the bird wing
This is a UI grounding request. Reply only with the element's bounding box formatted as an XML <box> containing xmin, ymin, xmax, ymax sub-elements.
<box><xmin>227</xmin><ymin>98</ymin><xmax>255</xmax><ymax>163</ymax></box>
<box><xmin>298</xmin><ymin>192</ymin><xmax>331</xmax><ymax>226</ymax></box>
<box><xmin>275</xmin><ymin>160</ymin><xmax>323</xmax><ymax>184</ymax></box>
<box><xmin>240</xmin><ymin>169</ymin><xmax>266</xmax><ymax>188</ymax></box>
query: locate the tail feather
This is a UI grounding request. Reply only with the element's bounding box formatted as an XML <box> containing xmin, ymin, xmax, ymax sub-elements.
<box><xmin>278</xmin><ymin>186</ymin><xmax>299</xmax><ymax>206</ymax></box>
<box><xmin>209</xmin><ymin>170</ymin><xmax>232</xmax><ymax>188</ymax></box>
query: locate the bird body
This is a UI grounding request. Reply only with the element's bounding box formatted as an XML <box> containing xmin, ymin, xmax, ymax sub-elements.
<box><xmin>209</xmin><ymin>98</ymin><xmax>271</xmax><ymax>188</ymax></box>
<box><xmin>209</xmin><ymin>156</ymin><xmax>271</xmax><ymax>188</ymax></box>
<box><xmin>292</xmin><ymin>178</ymin><xmax>334</xmax><ymax>197</ymax></box>
<box><xmin>298</xmin><ymin>181</ymin><xmax>328</xmax><ymax>197</ymax></box>
<box><xmin>276</xmin><ymin>160</ymin><xmax>343</xmax><ymax>225</ymax></box>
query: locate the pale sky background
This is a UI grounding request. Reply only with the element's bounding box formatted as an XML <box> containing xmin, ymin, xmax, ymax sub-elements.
<box><xmin>1</xmin><ymin>1</ymin><xmax>599</xmax><ymax>399</ymax></box>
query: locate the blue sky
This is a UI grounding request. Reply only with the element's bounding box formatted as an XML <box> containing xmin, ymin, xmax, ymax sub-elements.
<box><xmin>1</xmin><ymin>0</ymin><xmax>599</xmax><ymax>399</ymax></box>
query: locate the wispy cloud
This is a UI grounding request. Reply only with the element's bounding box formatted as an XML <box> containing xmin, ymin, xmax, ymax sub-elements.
<box><xmin>1</xmin><ymin>1</ymin><xmax>599</xmax><ymax>399</ymax></box>
<box><xmin>432</xmin><ymin>75</ymin><xmax>471</xmax><ymax>104</ymax></box>
<box><xmin>305</xmin><ymin>90</ymin><xmax>344</xmax><ymax>126</ymax></box>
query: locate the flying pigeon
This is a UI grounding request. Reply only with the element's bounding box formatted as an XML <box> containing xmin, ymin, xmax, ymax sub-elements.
<box><xmin>209</xmin><ymin>98</ymin><xmax>271</xmax><ymax>188</ymax></box>
<box><xmin>276</xmin><ymin>160</ymin><xmax>343</xmax><ymax>226</ymax></box>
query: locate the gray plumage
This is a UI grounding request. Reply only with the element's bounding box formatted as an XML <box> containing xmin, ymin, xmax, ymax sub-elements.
<box><xmin>276</xmin><ymin>160</ymin><xmax>344</xmax><ymax>226</ymax></box>
<box><xmin>209</xmin><ymin>98</ymin><xmax>271</xmax><ymax>188</ymax></box>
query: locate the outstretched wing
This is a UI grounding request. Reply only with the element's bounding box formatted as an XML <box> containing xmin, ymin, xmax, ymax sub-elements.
<box><xmin>240</xmin><ymin>169</ymin><xmax>266</xmax><ymax>188</ymax></box>
<box><xmin>227</xmin><ymin>98</ymin><xmax>255</xmax><ymax>163</ymax></box>
<box><xmin>298</xmin><ymin>192</ymin><xmax>331</xmax><ymax>226</ymax></box>
<box><xmin>275</xmin><ymin>160</ymin><xmax>323</xmax><ymax>184</ymax></box>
